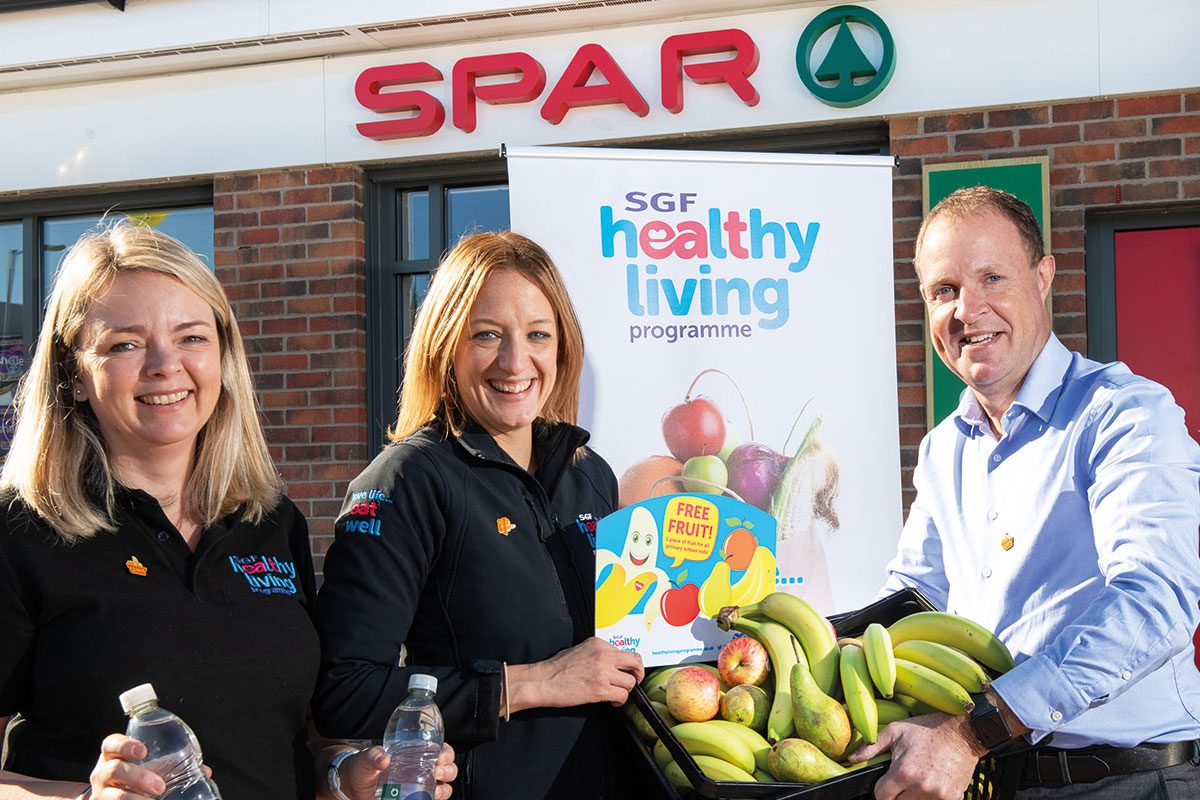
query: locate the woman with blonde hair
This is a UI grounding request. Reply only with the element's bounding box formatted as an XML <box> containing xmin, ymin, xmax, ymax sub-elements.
<box><xmin>0</xmin><ymin>222</ymin><xmax>455</xmax><ymax>800</ymax></box>
<box><xmin>313</xmin><ymin>231</ymin><xmax>651</xmax><ymax>800</ymax></box>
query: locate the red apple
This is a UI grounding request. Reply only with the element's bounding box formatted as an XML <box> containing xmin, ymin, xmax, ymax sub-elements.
<box><xmin>662</xmin><ymin>397</ymin><xmax>726</xmax><ymax>462</ymax></box>
<box><xmin>665</xmin><ymin>666</ymin><xmax>722</xmax><ymax>722</ymax></box>
<box><xmin>717</xmin><ymin>634</ymin><xmax>771</xmax><ymax>687</ymax></box>
<box><xmin>660</xmin><ymin>583</ymin><xmax>701</xmax><ymax>627</ymax></box>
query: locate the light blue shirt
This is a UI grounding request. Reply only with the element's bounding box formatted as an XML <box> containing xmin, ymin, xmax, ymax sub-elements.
<box><xmin>883</xmin><ymin>334</ymin><xmax>1200</xmax><ymax>748</ymax></box>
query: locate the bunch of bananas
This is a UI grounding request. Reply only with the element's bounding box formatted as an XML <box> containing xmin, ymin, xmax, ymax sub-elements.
<box><xmin>633</xmin><ymin>594</ymin><xmax>1015</xmax><ymax>790</ymax></box>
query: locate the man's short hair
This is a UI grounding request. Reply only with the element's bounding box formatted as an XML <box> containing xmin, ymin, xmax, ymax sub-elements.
<box><xmin>914</xmin><ymin>186</ymin><xmax>1045</xmax><ymax>271</ymax></box>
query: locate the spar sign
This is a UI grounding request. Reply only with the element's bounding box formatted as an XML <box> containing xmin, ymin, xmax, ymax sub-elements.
<box><xmin>509</xmin><ymin>147</ymin><xmax>901</xmax><ymax>615</ymax></box>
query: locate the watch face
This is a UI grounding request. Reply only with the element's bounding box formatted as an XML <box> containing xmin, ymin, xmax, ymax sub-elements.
<box><xmin>970</xmin><ymin>695</ymin><xmax>1012</xmax><ymax>750</ymax></box>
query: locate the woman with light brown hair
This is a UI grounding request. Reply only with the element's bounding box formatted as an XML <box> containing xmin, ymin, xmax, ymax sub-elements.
<box><xmin>313</xmin><ymin>231</ymin><xmax>652</xmax><ymax>800</ymax></box>
<box><xmin>0</xmin><ymin>222</ymin><xmax>455</xmax><ymax>800</ymax></box>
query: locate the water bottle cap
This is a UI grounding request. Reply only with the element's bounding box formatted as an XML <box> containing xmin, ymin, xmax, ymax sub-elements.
<box><xmin>408</xmin><ymin>674</ymin><xmax>437</xmax><ymax>693</ymax></box>
<box><xmin>119</xmin><ymin>683</ymin><xmax>158</xmax><ymax>713</ymax></box>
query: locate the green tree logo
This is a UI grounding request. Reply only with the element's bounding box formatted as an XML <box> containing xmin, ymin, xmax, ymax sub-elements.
<box><xmin>796</xmin><ymin>5</ymin><xmax>896</xmax><ymax>108</ymax></box>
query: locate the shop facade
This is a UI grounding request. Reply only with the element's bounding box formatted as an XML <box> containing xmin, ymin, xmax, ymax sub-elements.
<box><xmin>1</xmin><ymin>0</ymin><xmax>1197</xmax><ymax>575</ymax></box>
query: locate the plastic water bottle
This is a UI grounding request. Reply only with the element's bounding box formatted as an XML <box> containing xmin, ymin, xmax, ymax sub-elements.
<box><xmin>376</xmin><ymin>674</ymin><xmax>444</xmax><ymax>800</ymax></box>
<box><xmin>119</xmin><ymin>683</ymin><xmax>222</xmax><ymax>800</ymax></box>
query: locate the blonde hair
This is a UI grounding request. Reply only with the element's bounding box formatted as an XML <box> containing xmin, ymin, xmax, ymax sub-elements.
<box><xmin>0</xmin><ymin>221</ymin><xmax>281</xmax><ymax>542</ymax></box>
<box><xmin>390</xmin><ymin>231</ymin><xmax>585</xmax><ymax>443</ymax></box>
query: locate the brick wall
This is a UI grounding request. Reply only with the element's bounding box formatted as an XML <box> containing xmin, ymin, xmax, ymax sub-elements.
<box><xmin>213</xmin><ymin>166</ymin><xmax>369</xmax><ymax>572</ymax></box>
<box><xmin>889</xmin><ymin>90</ymin><xmax>1200</xmax><ymax>510</ymax></box>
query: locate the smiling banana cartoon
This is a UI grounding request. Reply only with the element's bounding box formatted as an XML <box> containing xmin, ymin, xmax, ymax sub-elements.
<box><xmin>595</xmin><ymin>506</ymin><xmax>671</xmax><ymax>630</ymax></box>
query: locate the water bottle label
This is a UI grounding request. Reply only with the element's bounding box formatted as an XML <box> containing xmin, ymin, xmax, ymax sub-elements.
<box><xmin>379</xmin><ymin>785</ymin><xmax>432</xmax><ymax>800</ymax></box>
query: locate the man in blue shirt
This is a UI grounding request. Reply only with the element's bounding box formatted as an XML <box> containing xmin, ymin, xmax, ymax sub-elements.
<box><xmin>853</xmin><ymin>187</ymin><xmax>1200</xmax><ymax>799</ymax></box>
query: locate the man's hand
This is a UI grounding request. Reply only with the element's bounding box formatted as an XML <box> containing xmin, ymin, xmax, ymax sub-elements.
<box><xmin>850</xmin><ymin>713</ymin><xmax>987</xmax><ymax>800</ymax></box>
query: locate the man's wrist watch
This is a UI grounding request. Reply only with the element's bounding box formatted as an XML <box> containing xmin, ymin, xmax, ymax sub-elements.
<box><xmin>327</xmin><ymin>748</ymin><xmax>357</xmax><ymax>800</ymax></box>
<box><xmin>968</xmin><ymin>691</ymin><xmax>1013</xmax><ymax>752</ymax></box>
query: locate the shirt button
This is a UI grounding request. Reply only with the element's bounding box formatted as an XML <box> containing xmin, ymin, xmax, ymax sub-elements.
<box><xmin>1121</xmin><ymin>670</ymin><xmax>1132</xmax><ymax>680</ymax></box>
<box><xmin>982</xmin><ymin>568</ymin><xmax>993</xmax><ymax>578</ymax></box>
<box><xmin>155</xmin><ymin>531</ymin><xmax>170</xmax><ymax>543</ymax></box>
<box><xmin>988</xmin><ymin>510</ymin><xmax>998</xmax><ymax>520</ymax></box>
<box><xmin>992</xmin><ymin>454</ymin><xmax>1002</xmax><ymax>463</ymax></box>
<box><xmin>1050</xmin><ymin>710</ymin><xmax>1063</xmax><ymax>722</ymax></box>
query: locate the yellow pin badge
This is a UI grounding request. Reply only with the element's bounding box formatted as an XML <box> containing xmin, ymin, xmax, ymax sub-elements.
<box><xmin>496</xmin><ymin>517</ymin><xmax>516</xmax><ymax>536</ymax></box>
<box><xmin>1000</xmin><ymin>533</ymin><xmax>1014</xmax><ymax>551</ymax></box>
<box><xmin>125</xmin><ymin>556</ymin><xmax>148</xmax><ymax>576</ymax></box>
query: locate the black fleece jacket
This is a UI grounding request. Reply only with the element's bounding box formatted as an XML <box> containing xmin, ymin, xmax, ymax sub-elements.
<box><xmin>312</xmin><ymin>420</ymin><xmax>654</xmax><ymax>800</ymax></box>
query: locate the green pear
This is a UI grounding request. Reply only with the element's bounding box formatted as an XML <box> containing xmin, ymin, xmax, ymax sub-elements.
<box><xmin>720</xmin><ymin>684</ymin><xmax>770</xmax><ymax>732</ymax></box>
<box><xmin>626</xmin><ymin>700</ymin><xmax>676</xmax><ymax>743</ymax></box>
<box><xmin>767</xmin><ymin>738</ymin><xmax>848</xmax><ymax>783</ymax></box>
<box><xmin>790</xmin><ymin>661</ymin><xmax>852</xmax><ymax>758</ymax></box>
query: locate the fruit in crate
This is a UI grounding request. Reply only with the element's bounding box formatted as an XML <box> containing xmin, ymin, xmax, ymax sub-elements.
<box><xmin>642</xmin><ymin>663</ymin><xmax>725</xmax><ymax>704</ymax></box>
<box><xmin>887</xmin><ymin>611</ymin><xmax>1015</xmax><ymax>673</ymax></box>
<box><xmin>767</xmin><ymin>738</ymin><xmax>848</xmax><ymax>783</ymax></box>
<box><xmin>719</xmin><ymin>684</ymin><xmax>770</xmax><ymax>732</ymax></box>
<box><xmin>665</xmin><ymin>666</ymin><xmax>722</xmax><ymax>722</ymax></box>
<box><xmin>626</xmin><ymin>699</ymin><xmax>676</xmax><ymax>743</ymax></box>
<box><xmin>789</xmin><ymin>660</ymin><xmax>852</xmax><ymax>759</ymax></box>
<box><xmin>740</xmin><ymin>592</ymin><xmax>840</xmax><ymax>696</ymax></box>
<box><xmin>717</xmin><ymin>635</ymin><xmax>770</xmax><ymax>687</ymax></box>
<box><xmin>715</xmin><ymin>608</ymin><xmax>800</xmax><ymax>743</ymax></box>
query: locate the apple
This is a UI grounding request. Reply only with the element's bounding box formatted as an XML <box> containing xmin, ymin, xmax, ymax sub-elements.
<box><xmin>660</xmin><ymin>583</ymin><xmax>701</xmax><ymax>627</ymax></box>
<box><xmin>682</xmin><ymin>454</ymin><xmax>727</xmax><ymax>495</ymax></box>
<box><xmin>720</xmin><ymin>684</ymin><xmax>770</xmax><ymax>732</ymax></box>
<box><xmin>662</xmin><ymin>397</ymin><xmax>726</xmax><ymax>462</ymax></box>
<box><xmin>717</xmin><ymin>634</ymin><xmax>771</xmax><ymax>687</ymax></box>
<box><xmin>725</xmin><ymin>443</ymin><xmax>789</xmax><ymax>510</ymax></box>
<box><xmin>665</xmin><ymin>666</ymin><xmax>722</xmax><ymax>722</ymax></box>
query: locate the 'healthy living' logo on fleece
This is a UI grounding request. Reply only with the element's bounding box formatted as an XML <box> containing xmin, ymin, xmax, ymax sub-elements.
<box><xmin>229</xmin><ymin>555</ymin><xmax>297</xmax><ymax>595</ymax></box>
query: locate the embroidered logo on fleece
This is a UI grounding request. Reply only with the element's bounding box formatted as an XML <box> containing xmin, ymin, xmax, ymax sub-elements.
<box><xmin>575</xmin><ymin>513</ymin><xmax>597</xmax><ymax>550</ymax></box>
<box><xmin>339</xmin><ymin>489</ymin><xmax>393</xmax><ymax>536</ymax></box>
<box><xmin>496</xmin><ymin>517</ymin><xmax>517</xmax><ymax>536</ymax></box>
<box><xmin>228</xmin><ymin>555</ymin><xmax>297</xmax><ymax>595</ymax></box>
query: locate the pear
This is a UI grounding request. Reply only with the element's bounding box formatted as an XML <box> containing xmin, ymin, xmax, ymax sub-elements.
<box><xmin>767</xmin><ymin>738</ymin><xmax>848</xmax><ymax>783</ymax></box>
<box><xmin>790</xmin><ymin>660</ymin><xmax>852</xmax><ymax>758</ymax></box>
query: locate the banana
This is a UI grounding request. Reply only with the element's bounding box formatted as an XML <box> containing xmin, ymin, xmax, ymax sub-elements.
<box><xmin>716</xmin><ymin>610</ymin><xmax>799</xmax><ymax>742</ymax></box>
<box><xmin>892</xmin><ymin>658</ymin><xmax>975</xmax><ymax>715</ymax></box>
<box><xmin>703</xmin><ymin>720</ymin><xmax>771</xmax><ymax>772</ymax></box>
<box><xmin>893</xmin><ymin>639</ymin><xmax>990</xmax><ymax>694</ymax></box>
<box><xmin>862</xmin><ymin>622</ymin><xmax>896</xmax><ymax>699</ymax></box>
<box><xmin>753</xmin><ymin>768</ymin><xmax>774</xmax><ymax>782</ymax></box>
<box><xmin>874</xmin><ymin>698</ymin><xmax>912</xmax><ymax>726</ymax></box>
<box><xmin>726</xmin><ymin>546</ymin><xmax>774</xmax><ymax>607</ymax></box>
<box><xmin>891</xmin><ymin>693</ymin><xmax>939</xmax><ymax>717</ymax></box>
<box><xmin>691</xmin><ymin>754</ymin><xmax>758</xmax><ymax>783</ymax></box>
<box><xmin>698</xmin><ymin>561</ymin><xmax>732</xmax><ymax>617</ymax></box>
<box><xmin>741</xmin><ymin>592</ymin><xmax>839</xmax><ymax>696</ymax></box>
<box><xmin>662</xmin><ymin>760</ymin><xmax>692</xmax><ymax>791</ymax></box>
<box><xmin>670</xmin><ymin>721</ymin><xmax>757</xmax><ymax>775</ymax></box>
<box><xmin>887</xmin><ymin>612</ymin><xmax>1015</xmax><ymax>674</ymax></box>
<box><xmin>642</xmin><ymin>663</ymin><xmax>724</xmax><ymax>703</ymax></box>
<box><xmin>652</xmin><ymin>738</ymin><xmax>673</xmax><ymax>771</ymax></box>
<box><xmin>839</xmin><ymin>643</ymin><xmax>878</xmax><ymax>744</ymax></box>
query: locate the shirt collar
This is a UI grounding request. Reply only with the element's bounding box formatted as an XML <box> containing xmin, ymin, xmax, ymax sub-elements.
<box><xmin>953</xmin><ymin>333</ymin><xmax>1071</xmax><ymax>435</ymax></box>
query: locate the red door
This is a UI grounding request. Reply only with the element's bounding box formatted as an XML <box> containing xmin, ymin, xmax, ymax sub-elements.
<box><xmin>1113</xmin><ymin>226</ymin><xmax>1200</xmax><ymax>446</ymax></box>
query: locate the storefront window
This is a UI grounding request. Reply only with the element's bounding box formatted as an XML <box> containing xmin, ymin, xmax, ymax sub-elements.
<box><xmin>0</xmin><ymin>222</ymin><xmax>23</xmax><ymax>456</ymax></box>
<box><xmin>446</xmin><ymin>185</ymin><xmax>510</xmax><ymax>244</ymax></box>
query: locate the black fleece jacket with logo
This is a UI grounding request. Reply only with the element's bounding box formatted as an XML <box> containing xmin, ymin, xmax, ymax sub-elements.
<box><xmin>312</xmin><ymin>420</ymin><xmax>658</xmax><ymax>800</ymax></box>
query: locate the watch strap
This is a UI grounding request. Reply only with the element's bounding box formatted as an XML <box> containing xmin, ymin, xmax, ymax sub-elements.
<box><xmin>968</xmin><ymin>691</ymin><xmax>1014</xmax><ymax>752</ymax></box>
<box><xmin>327</xmin><ymin>748</ymin><xmax>357</xmax><ymax>800</ymax></box>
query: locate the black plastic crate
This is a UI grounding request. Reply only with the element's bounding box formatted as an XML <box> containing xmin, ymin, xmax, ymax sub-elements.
<box><xmin>627</xmin><ymin>588</ymin><xmax>1022</xmax><ymax>800</ymax></box>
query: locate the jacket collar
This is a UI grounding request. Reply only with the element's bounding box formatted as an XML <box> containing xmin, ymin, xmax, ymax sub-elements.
<box><xmin>451</xmin><ymin>418</ymin><xmax>590</xmax><ymax>495</ymax></box>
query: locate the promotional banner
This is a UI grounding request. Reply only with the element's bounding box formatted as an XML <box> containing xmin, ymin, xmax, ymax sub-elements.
<box><xmin>595</xmin><ymin>493</ymin><xmax>775</xmax><ymax>666</ymax></box>
<box><xmin>508</xmin><ymin>146</ymin><xmax>901</xmax><ymax>615</ymax></box>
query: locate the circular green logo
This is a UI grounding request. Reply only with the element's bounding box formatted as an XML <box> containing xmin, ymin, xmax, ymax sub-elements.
<box><xmin>796</xmin><ymin>5</ymin><xmax>895</xmax><ymax>108</ymax></box>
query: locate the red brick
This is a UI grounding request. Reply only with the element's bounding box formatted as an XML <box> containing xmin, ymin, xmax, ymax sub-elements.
<box><xmin>284</xmin><ymin>443</ymin><xmax>333</xmax><ymax>460</ymax></box>
<box><xmin>1050</xmin><ymin>166</ymin><xmax>1081</xmax><ymax>185</ymax></box>
<box><xmin>330</xmin><ymin>221</ymin><xmax>364</xmax><ymax>239</ymax></box>
<box><xmin>258</xmin><ymin>173</ymin><xmax>289</xmax><ymax>190</ymax></box>
<box><xmin>1083</xmin><ymin>119</ymin><xmax>1147</xmax><ymax>140</ymax></box>
<box><xmin>1152</xmin><ymin>116</ymin><xmax>1200</xmax><ymax>135</ymax></box>
<box><xmin>1117</xmin><ymin>94</ymin><xmax>1181</xmax><ymax>116</ymax></box>
<box><xmin>289</xmin><ymin>263</ymin><xmax>332</xmax><ymax>278</ymax></box>
<box><xmin>1120</xmin><ymin>139</ymin><xmax>1183</xmax><ymax>159</ymax></box>
<box><xmin>892</xmin><ymin>135</ymin><xmax>950</xmax><ymax>156</ymax></box>
<box><xmin>278</xmin><ymin>464</ymin><xmax>311</xmax><ymax>482</ymax></box>
<box><xmin>896</xmin><ymin>302</ymin><xmax>925</xmax><ymax>321</ymax></box>
<box><xmin>262</xmin><ymin>353</ymin><xmax>308</xmax><ymax>371</ymax></box>
<box><xmin>312</xmin><ymin>463</ymin><xmax>361</xmax><ymax>481</ymax></box>
<box><xmin>287</xmin><ymin>297</ymin><xmax>331</xmax><ymax>315</ymax></box>
<box><xmin>1055</xmin><ymin>315</ymin><xmax>1086</xmax><ymax>335</ymax></box>
<box><xmin>1019</xmin><ymin>125</ymin><xmax>1080</xmax><ymax>146</ymax></box>
<box><xmin>283</xmin><ymin>187</ymin><xmax>331</xmax><ymax>205</ymax></box>
<box><xmin>307</xmin><ymin>202</ymin><xmax>359</xmax><ymax>222</ymax></box>
<box><xmin>310</xmin><ymin>315</ymin><xmax>358</xmax><ymax>333</ymax></box>
<box><xmin>238</xmin><ymin>263</ymin><xmax>285</xmax><ymax>282</ymax></box>
<box><xmin>286</xmin><ymin>333</ymin><xmax>334</xmax><ymax>351</ymax></box>
<box><xmin>258</xmin><ymin>244</ymin><xmax>308</xmax><ymax>263</ymax></box>
<box><xmin>1053</xmin><ymin>271</ymin><xmax>1086</xmax><ymax>293</ymax></box>
<box><xmin>1050</xmin><ymin>228</ymin><xmax>1085</xmax><ymax>250</ymax></box>
<box><xmin>954</xmin><ymin>130</ymin><xmax>1014</xmax><ymax>151</ymax></box>
<box><xmin>238</xmin><ymin>227</ymin><xmax>280</xmax><ymax>246</ymax></box>
<box><xmin>898</xmin><ymin>385</ymin><xmax>926</xmax><ymax>405</ymax></box>
<box><xmin>1187</xmin><ymin>138</ymin><xmax>1200</xmax><ymax>155</ymax></box>
<box><xmin>260</xmin><ymin>207</ymin><xmax>307</xmax><ymax>226</ymax></box>
<box><xmin>333</xmin><ymin>405</ymin><xmax>368</xmax><ymax>424</ymax></box>
<box><xmin>222</xmin><ymin>283</ymin><xmax>260</xmax><ymax>302</ymax></box>
<box><xmin>893</xmin><ymin>176</ymin><xmax>921</xmax><ymax>199</ymax></box>
<box><xmin>262</xmin><ymin>280</ymin><xmax>309</xmax><ymax>299</ymax></box>
<box><xmin>235</xmin><ymin>191</ymin><xmax>282</xmax><ymax>209</ymax></box>
<box><xmin>312</xmin><ymin>426</ymin><xmax>362</xmax><ymax>444</ymax></box>
<box><xmin>287</xmin><ymin>372</ymin><xmax>331</xmax><ymax>389</ymax></box>
<box><xmin>924</xmin><ymin>112</ymin><xmax>985</xmax><ymax>133</ymax></box>
<box><xmin>262</xmin><ymin>317</ymin><xmax>307</xmax><ymax>335</ymax></box>
<box><xmin>305</xmin><ymin>167</ymin><xmax>359</xmax><ymax>185</ymax></box>
<box><xmin>897</xmin><ymin>363</ymin><xmax>923</xmax><ymax>383</ymax></box>
<box><xmin>330</xmin><ymin>185</ymin><xmax>360</xmax><ymax>203</ymax></box>
<box><xmin>283</xmin><ymin>482</ymin><xmax>339</xmax><ymax>499</ymax></box>
<box><xmin>215</xmin><ymin>211</ymin><xmax>259</xmax><ymax>228</ymax></box>
<box><xmin>239</xmin><ymin>300</ymin><xmax>286</xmax><ymax>318</ymax></box>
<box><xmin>1052</xmin><ymin>100</ymin><xmax>1114</xmax><ymax>122</ymax></box>
<box><xmin>334</xmin><ymin>444</ymin><xmax>369</xmax><ymax>462</ymax></box>
<box><xmin>310</xmin><ymin>277</ymin><xmax>359</xmax><ymax>295</ymax></box>
<box><xmin>890</xmin><ymin>117</ymin><xmax>919</xmax><ymax>137</ymax></box>
<box><xmin>1053</xmin><ymin>143</ymin><xmax>1116</xmax><ymax>163</ymax></box>
<box><xmin>260</xmin><ymin>391</ymin><xmax>308</xmax><ymax>408</ymax></box>
<box><xmin>1120</xmin><ymin>181</ymin><xmax>1180</xmax><ymax>202</ymax></box>
<box><xmin>987</xmin><ymin>106</ymin><xmax>1050</xmax><ymax>127</ymax></box>
<box><xmin>1184</xmin><ymin>180</ymin><xmax>1200</xmax><ymax>198</ymax></box>
<box><xmin>1186</xmin><ymin>93</ymin><xmax>1200</xmax><ymax>112</ymax></box>
<box><xmin>1148</xmin><ymin>158</ymin><xmax>1200</xmax><ymax>178</ymax></box>
<box><xmin>894</xmin><ymin>198</ymin><xmax>922</xmax><ymax>219</ymax></box>
<box><xmin>308</xmin><ymin>240</ymin><xmax>364</xmax><ymax>259</ymax></box>
<box><xmin>1054</xmin><ymin>252</ymin><xmax>1085</xmax><ymax>271</ymax></box>
<box><xmin>1054</xmin><ymin>185</ymin><xmax>1119</xmax><ymax>207</ymax></box>
<box><xmin>1082</xmin><ymin>161</ymin><xmax>1146</xmax><ymax>182</ymax></box>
